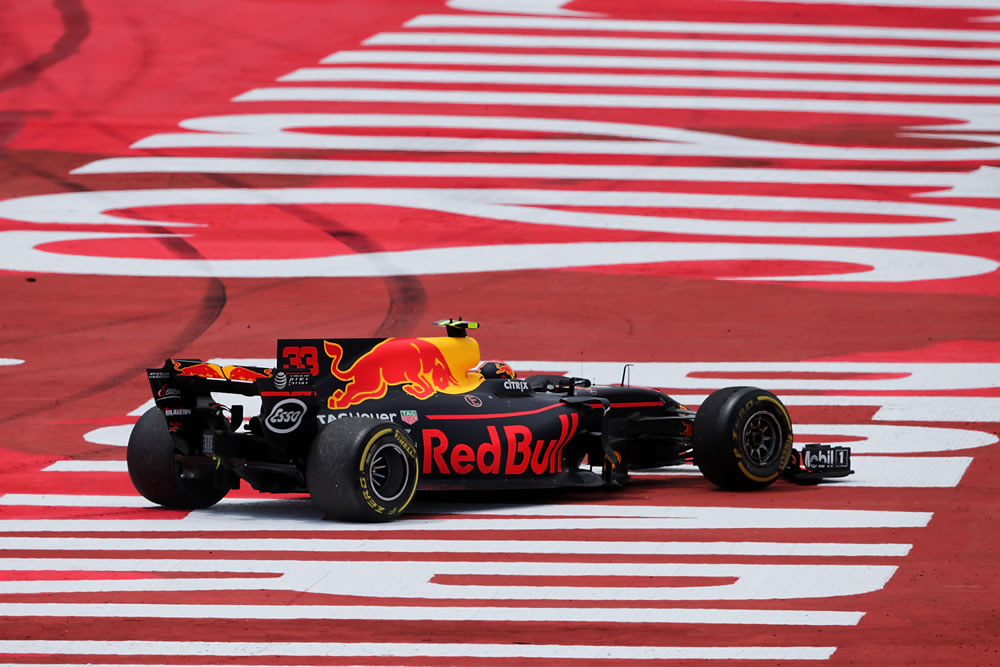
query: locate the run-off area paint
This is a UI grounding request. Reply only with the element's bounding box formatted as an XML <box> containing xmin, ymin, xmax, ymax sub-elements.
<box><xmin>0</xmin><ymin>503</ymin><xmax>924</xmax><ymax>627</ymax></box>
<box><xmin>3</xmin><ymin>355</ymin><xmax>990</xmax><ymax>636</ymax></box>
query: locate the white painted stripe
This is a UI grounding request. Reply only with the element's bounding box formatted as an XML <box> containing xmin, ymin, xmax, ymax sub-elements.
<box><xmin>406</xmin><ymin>13</ymin><xmax>1000</xmax><ymax>42</ymax></box>
<box><xmin>0</xmin><ymin>503</ymin><xmax>932</xmax><ymax>531</ymax></box>
<box><xmin>841</xmin><ymin>455</ymin><xmax>973</xmax><ymax>488</ymax></box>
<box><xmin>736</xmin><ymin>0</ymin><xmax>1000</xmax><ymax>7</ymax></box>
<box><xmin>0</xmin><ymin>358</ymin><xmax>24</xmax><ymax>367</ymax></box>
<box><xmin>46</xmin><ymin>180</ymin><xmax>1000</xmax><ymax>243</ymax></box>
<box><xmin>0</xmin><ymin>602</ymin><xmax>863</xmax><ymax>625</ymax></box>
<box><xmin>165</xmin><ymin>112</ymin><xmax>975</xmax><ymax>145</ymax></box>
<box><xmin>63</xmin><ymin>164</ymin><xmax>1000</xmax><ymax>239</ymax></box>
<box><xmin>280</xmin><ymin>67</ymin><xmax>1000</xmax><ymax>97</ymax></box>
<box><xmin>794</xmin><ymin>424</ymin><xmax>996</xmax><ymax>454</ymax></box>
<box><xmin>29</xmin><ymin>155</ymin><xmax>1000</xmax><ymax>194</ymax></box>
<box><xmin>133</xmin><ymin>130</ymin><xmax>1000</xmax><ymax>162</ymax></box>
<box><xmin>0</xmin><ymin>640</ymin><xmax>838</xmax><ymax>660</ymax></box>
<box><xmin>0</xmin><ymin>535</ymin><xmax>912</xmax><ymax>557</ymax></box>
<box><xmin>639</xmin><ymin>457</ymin><xmax>974</xmax><ymax>489</ymax></box>
<box><xmin>509</xmin><ymin>361</ymin><xmax>1000</xmax><ymax>392</ymax></box>
<box><xmin>5</xmin><ymin>233</ymin><xmax>988</xmax><ymax>282</ymax></box>
<box><xmin>127</xmin><ymin>397</ymin><xmax>156</xmax><ymax>416</ymax></box>
<box><xmin>50</xmin><ymin>178</ymin><xmax>1000</xmax><ymax>246</ymax></box>
<box><xmin>366</xmin><ymin>31</ymin><xmax>1000</xmax><ymax>60</ymax></box>
<box><xmin>120</xmin><ymin>106</ymin><xmax>1000</xmax><ymax>159</ymax></box>
<box><xmin>84</xmin><ymin>156</ymin><xmax>994</xmax><ymax>184</ymax></box>
<box><xmin>233</xmin><ymin>88</ymin><xmax>1000</xmax><ymax>128</ymax></box>
<box><xmin>323</xmin><ymin>49</ymin><xmax>1000</xmax><ymax>78</ymax></box>
<box><xmin>127</xmin><ymin>132</ymin><xmax>1000</xmax><ymax>162</ymax></box>
<box><xmin>31</xmin><ymin>457</ymin><xmax>969</xmax><ymax>492</ymax></box>
<box><xmin>137</xmin><ymin>361</ymin><xmax>1000</xmax><ymax>420</ymax></box>
<box><xmin>447</xmin><ymin>0</ymin><xmax>592</xmax><ymax>17</ymax></box>
<box><xmin>83</xmin><ymin>424</ymin><xmax>135</xmax><ymax>447</ymax></box>
<box><xmin>0</xmin><ymin>558</ymin><xmax>901</xmax><ymax>601</ymax></box>
<box><xmin>870</xmin><ymin>397</ymin><xmax>1000</xmax><ymax>422</ymax></box>
<box><xmin>666</xmin><ymin>395</ymin><xmax>1000</xmax><ymax>423</ymax></box>
<box><xmin>43</xmin><ymin>460</ymin><xmax>127</xmax><ymax>472</ymax></box>
<box><xmin>631</xmin><ymin>469</ymin><xmax>703</xmax><ymax>477</ymax></box>
<box><xmin>0</xmin><ymin>494</ymin><xmax>275</xmax><ymax>508</ymax></box>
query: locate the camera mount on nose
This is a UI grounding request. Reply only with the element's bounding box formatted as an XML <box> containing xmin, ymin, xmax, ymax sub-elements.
<box><xmin>434</xmin><ymin>318</ymin><xmax>480</xmax><ymax>338</ymax></box>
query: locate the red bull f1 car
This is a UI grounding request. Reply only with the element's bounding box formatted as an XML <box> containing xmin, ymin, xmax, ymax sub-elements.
<box><xmin>127</xmin><ymin>320</ymin><xmax>853</xmax><ymax>522</ymax></box>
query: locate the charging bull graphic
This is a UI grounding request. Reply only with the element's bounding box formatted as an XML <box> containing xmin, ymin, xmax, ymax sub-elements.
<box><xmin>325</xmin><ymin>338</ymin><xmax>464</xmax><ymax>409</ymax></box>
<box><xmin>172</xmin><ymin>360</ymin><xmax>272</xmax><ymax>382</ymax></box>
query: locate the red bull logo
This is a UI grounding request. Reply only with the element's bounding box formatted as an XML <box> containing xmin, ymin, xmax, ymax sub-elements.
<box><xmin>224</xmin><ymin>365</ymin><xmax>272</xmax><ymax>382</ymax></box>
<box><xmin>480</xmin><ymin>360</ymin><xmax>516</xmax><ymax>379</ymax></box>
<box><xmin>172</xmin><ymin>360</ymin><xmax>272</xmax><ymax>382</ymax></box>
<box><xmin>325</xmin><ymin>338</ymin><xmax>462</xmax><ymax>410</ymax></box>
<box><xmin>173</xmin><ymin>361</ymin><xmax>226</xmax><ymax>379</ymax></box>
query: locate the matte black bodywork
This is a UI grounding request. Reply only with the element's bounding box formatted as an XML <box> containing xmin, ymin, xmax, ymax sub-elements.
<box><xmin>140</xmin><ymin>329</ymin><xmax>850</xmax><ymax>503</ymax></box>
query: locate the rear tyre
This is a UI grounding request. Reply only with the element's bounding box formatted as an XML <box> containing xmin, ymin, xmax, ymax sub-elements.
<box><xmin>127</xmin><ymin>407</ymin><xmax>231</xmax><ymax>509</ymax></box>
<box><xmin>307</xmin><ymin>418</ymin><xmax>419</xmax><ymax>522</ymax></box>
<box><xmin>693</xmin><ymin>386</ymin><xmax>793</xmax><ymax>491</ymax></box>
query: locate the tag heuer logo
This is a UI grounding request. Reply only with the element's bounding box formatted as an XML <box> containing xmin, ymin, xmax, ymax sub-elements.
<box><xmin>400</xmin><ymin>410</ymin><xmax>418</xmax><ymax>425</ymax></box>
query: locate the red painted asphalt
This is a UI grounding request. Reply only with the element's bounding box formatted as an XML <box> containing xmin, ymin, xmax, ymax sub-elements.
<box><xmin>1</xmin><ymin>0</ymin><xmax>999</xmax><ymax>664</ymax></box>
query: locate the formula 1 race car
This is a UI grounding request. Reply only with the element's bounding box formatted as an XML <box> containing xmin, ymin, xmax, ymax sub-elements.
<box><xmin>127</xmin><ymin>320</ymin><xmax>853</xmax><ymax>522</ymax></box>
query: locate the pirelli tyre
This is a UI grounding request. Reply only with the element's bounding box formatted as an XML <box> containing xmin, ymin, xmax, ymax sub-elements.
<box><xmin>693</xmin><ymin>386</ymin><xmax>794</xmax><ymax>491</ymax></box>
<box><xmin>307</xmin><ymin>418</ymin><xmax>420</xmax><ymax>522</ymax></box>
<box><xmin>127</xmin><ymin>407</ymin><xmax>231</xmax><ymax>509</ymax></box>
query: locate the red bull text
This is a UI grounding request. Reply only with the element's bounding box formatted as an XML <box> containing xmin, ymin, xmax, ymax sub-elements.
<box><xmin>422</xmin><ymin>413</ymin><xmax>579</xmax><ymax>476</ymax></box>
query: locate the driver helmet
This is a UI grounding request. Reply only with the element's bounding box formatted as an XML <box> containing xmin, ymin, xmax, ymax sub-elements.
<box><xmin>479</xmin><ymin>360</ymin><xmax>516</xmax><ymax>379</ymax></box>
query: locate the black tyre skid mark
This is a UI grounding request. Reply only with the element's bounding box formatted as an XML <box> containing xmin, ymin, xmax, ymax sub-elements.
<box><xmin>2</xmin><ymin>0</ymin><xmax>427</xmax><ymax>338</ymax></box>
<box><xmin>0</xmin><ymin>1</ymin><xmax>228</xmax><ymax>427</ymax></box>
<box><xmin>273</xmin><ymin>202</ymin><xmax>428</xmax><ymax>337</ymax></box>
<box><xmin>0</xmin><ymin>0</ymin><xmax>91</xmax><ymax>93</ymax></box>
<box><xmin>1</xmin><ymin>0</ymin><xmax>426</xmax><ymax>432</ymax></box>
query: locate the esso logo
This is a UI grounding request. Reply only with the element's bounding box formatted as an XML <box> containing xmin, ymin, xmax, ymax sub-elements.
<box><xmin>265</xmin><ymin>398</ymin><xmax>307</xmax><ymax>434</ymax></box>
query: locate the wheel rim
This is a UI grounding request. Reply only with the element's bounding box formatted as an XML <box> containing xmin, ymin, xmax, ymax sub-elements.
<box><xmin>741</xmin><ymin>410</ymin><xmax>783</xmax><ymax>467</ymax></box>
<box><xmin>368</xmin><ymin>441</ymin><xmax>410</xmax><ymax>502</ymax></box>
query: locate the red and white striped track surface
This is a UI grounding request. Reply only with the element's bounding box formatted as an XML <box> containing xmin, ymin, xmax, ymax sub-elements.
<box><xmin>1</xmin><ymin>0</ymin><xmax>998</xmax><ymax>663</ymax></box>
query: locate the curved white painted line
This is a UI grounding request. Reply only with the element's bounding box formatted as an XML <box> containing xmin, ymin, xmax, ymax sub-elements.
<box><xmin>23</xmin><ymin>184</ymin><xmax>1000</xmax><ymax>239</ymax></box>
<box><xmin>133</xmin><ymin>111</ymin><xmax>1000</xmax><ymax>162</ymax></box>
<box><xmin>2</xmin><ymin>230</ymin><xmax>995</xmax><ymax>282</ymax></box>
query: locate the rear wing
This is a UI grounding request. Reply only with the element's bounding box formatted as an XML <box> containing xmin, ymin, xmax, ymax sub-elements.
<box><xmin>146</xmin><ymin>359</ymin><xmax>271</xmax><ymax>400</ymax></box>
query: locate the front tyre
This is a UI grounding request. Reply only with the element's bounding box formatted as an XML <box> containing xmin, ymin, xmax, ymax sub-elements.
<box><xmin>693</xmin><ymin>387</ymin><xmax>793</xmax><ymax>491</ymax></box>
<box><xmin>127</xmin><ymin>407</ymin><xmax>230</xmax><ymax>509</ymax></box>
<box><xmin>307</xmin><ymin>418</ymin><xmax>419</xmax><ymax>522</ymax></box>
